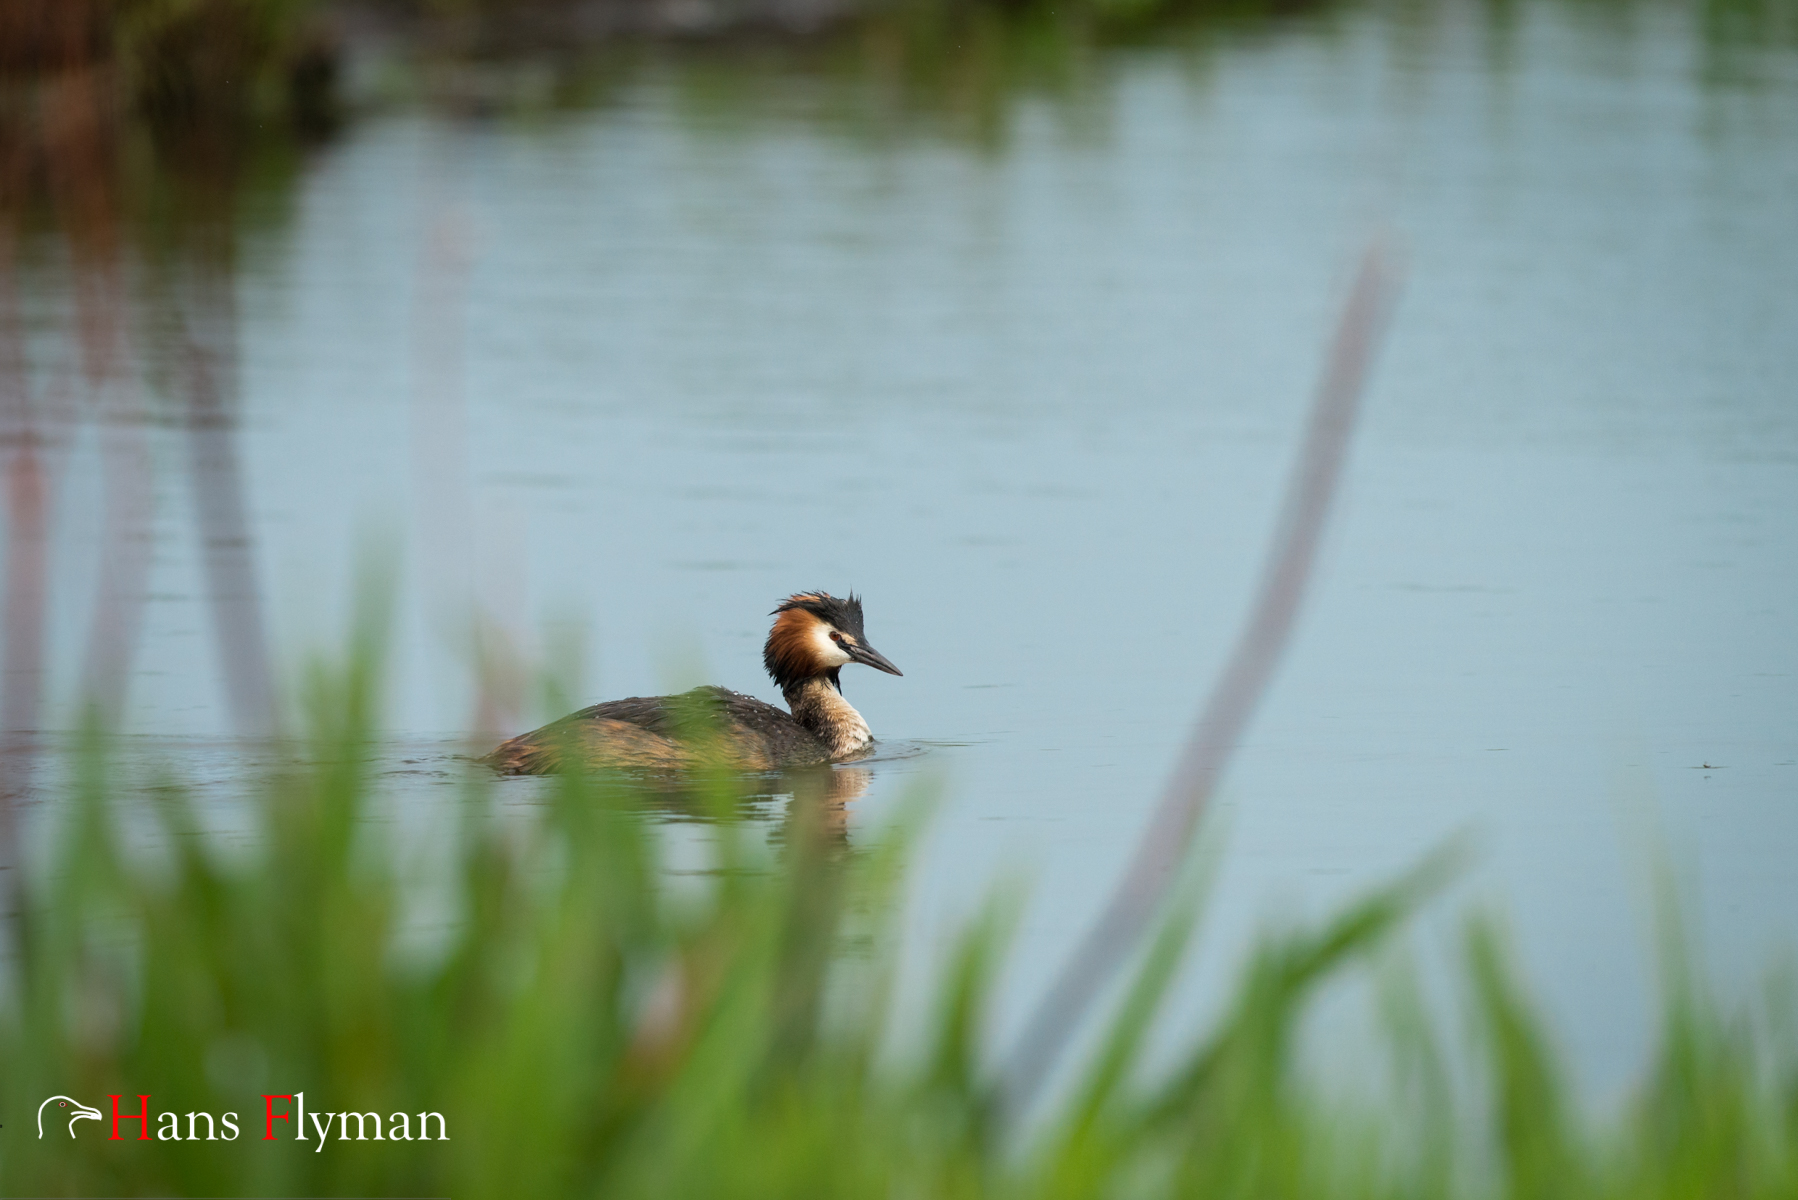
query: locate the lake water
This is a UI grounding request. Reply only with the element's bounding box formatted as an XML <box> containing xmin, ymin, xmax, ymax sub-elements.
<box><xmin>10</xmin><ymin>0</ymin><xmax>1797</xmax><ymax>1101</ymax></box>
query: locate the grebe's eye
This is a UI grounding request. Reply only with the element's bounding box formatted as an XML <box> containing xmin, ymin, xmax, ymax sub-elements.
<box><xmin>829</xmin><ymin>631</ymin><xmax>844</xmax><ymax>643</ymax></box>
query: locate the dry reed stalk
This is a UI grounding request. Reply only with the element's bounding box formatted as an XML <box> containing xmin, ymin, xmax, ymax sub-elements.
<box><xmin>407</xmin><ymin>200</ymin><xmax>527</xmax><ymax>743</ymax></box>
<box><xmin>1000</xmin><ymin>244</ymin><xmax>1403</xmax><ymax>1116</ymax></box>
<box><xmin>76</xmin><ymin>341</ymin><xmax>154</xmax><ymax>724</ymax></box>
<box><xmin>180</xmin><ymin>255</ymin><xmax>279</xmax><ymax>737</ymax></box>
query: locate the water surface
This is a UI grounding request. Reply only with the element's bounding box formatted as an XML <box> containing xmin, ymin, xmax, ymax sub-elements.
<box><xmin>15</xmin><ymin>0</ymin><xmax>1798</xmax><ymax>1098</ymax></box>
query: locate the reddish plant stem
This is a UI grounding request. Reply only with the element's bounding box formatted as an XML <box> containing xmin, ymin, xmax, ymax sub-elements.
<box><xmin>0</xmin><ymin>225</ymin><xmax>48</xmax><ymax>904</ymax></box>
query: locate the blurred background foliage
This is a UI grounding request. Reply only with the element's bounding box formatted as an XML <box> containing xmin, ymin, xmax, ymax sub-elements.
<box><xmin>0</xmin><ymin>651</ymin><xmax>1794</xmax><ymax>1196</ymax></box>
<box><xmin>3</xmin><ymin>0</ymin><xmax>1795</xmax><ymax>264</ymax></box>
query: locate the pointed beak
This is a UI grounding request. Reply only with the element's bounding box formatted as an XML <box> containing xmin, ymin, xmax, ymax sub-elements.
<box><xmin>847</xmin><ymin>641</ymin><xmax>903</xmax><ymax>677</ymax></box>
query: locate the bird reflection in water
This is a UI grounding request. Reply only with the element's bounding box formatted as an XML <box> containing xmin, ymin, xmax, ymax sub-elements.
<box><xmin>775</xmin><ymin>764</ymin><xmax>871</xmax><ymax>854</ymax></box>
<box><xmin>617</xmin><ymin>762</ymin><xmax>874</xmax><ymax>856</ymax></box>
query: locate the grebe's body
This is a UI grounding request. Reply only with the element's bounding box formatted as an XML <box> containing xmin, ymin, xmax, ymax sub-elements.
<box><xmin>484</xmin><ymin>592</ymin><xmax>901</xmax><ymax>774</ymax></box>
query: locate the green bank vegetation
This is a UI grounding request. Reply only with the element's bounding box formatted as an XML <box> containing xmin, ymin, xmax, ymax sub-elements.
<box><xmin>1</xmin><ymin>649</ymin><xmax>1794</xmax><ymax>1198</ymax></box>
<box><xmin>6</xmin><ymin>0</ymin><xmax>1794</xmax><ymax>275</ymax></box>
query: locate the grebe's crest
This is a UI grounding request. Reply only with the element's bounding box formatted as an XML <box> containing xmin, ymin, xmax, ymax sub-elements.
<box><xmin>774</xmin><ymin>591</ymin><xmax>866</xmax><ymax>635</ymax></box>
<box><xmin>764</xmin><ymin>591</ymin><xmax>866</xmax><ymax>688</ymax></box>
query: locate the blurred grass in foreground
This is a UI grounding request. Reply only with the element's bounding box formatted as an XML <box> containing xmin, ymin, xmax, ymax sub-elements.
<box><xmin>1</xmin><ymin>651</ymin><xmax>1795</xmax><ymax>1198</ymax></box>
<box><xmin>3</xmin><ymin>647</ymin><xmax>1798</xmax><ymax>1200</ymax></box>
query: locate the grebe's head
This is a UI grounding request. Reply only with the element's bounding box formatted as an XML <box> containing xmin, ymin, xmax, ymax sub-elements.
<box><xmin>763</xmin><ymin>592</ymin><xmax>903</xmax><ymax>689</ymax></box>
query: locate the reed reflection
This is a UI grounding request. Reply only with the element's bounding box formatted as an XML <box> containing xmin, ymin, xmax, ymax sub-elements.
<box><xmin>1</xmin><ymin>47</ymin><xmax>123</xmax><ymax>890</ymax></box>
<box><xmin>0</xmin><ymin>0</ymin><xmax>332</xmax><ymax>892</ymax></box>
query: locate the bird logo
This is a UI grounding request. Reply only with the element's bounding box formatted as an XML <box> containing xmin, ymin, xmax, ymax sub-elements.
<box><xmin>37</xmin><ymin>1095</ymin><xmax>103</xmax><ymax>1138</ymax></box>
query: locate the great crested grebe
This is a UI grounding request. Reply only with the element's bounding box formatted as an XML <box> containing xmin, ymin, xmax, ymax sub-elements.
<box><xmin>483</xmin><ymin>592</ymin><xmax>903</xmax><ymax>774</ymax></box>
